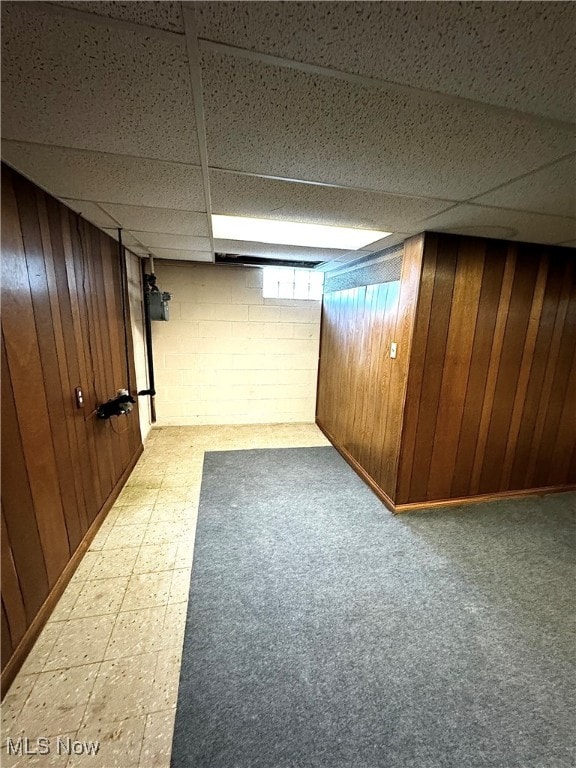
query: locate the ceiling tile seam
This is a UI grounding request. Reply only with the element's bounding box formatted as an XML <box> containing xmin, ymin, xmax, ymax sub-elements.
<box><xmin>467</xmin><ymin>202</ymin><xmax>576</xmax><ymax>223</ymax></box>
<box><xmin>121</xmin><ymin>230</ymin><xmax>211</xmax><ymax>239</ymax></box>
<box><xmin>199</xmin><ymin>39</ymin><xmax>576</xmax><ymax>132</ymax></box>
<box><xmin>416</xmin><ymin>200</ymin><xmax>576</xmax><ymax>227</ymax></box>
<box><xmin>94</xmin><ymin>202</ymin><xmax>122</xmax><ymax>228</ymax></box>
<box><xmin>69</xmin><ymin>198</ymin><xmax>206</xmax><ymax>215</ymax></box>
<box><xmin>462</xmin><ymin>150</ymin><xmax>576</xmax><ymax>211</ymax></box>
<box><xmin>108</xmin><ymin>228</ymin><xmax>149</xmax><ymax>255</ymax></box>
<box><xmin>37</xmin><ymin>1</ymin><xmax>184</xmax><ymax>42</ymax></box>
<box><xmin>183</xmin><ymin>5</ymin><xmax>215</xmax><ymax>260</ymax></box>
<box><xmin>208</xmin><ymin>166</ymin><xmax>459</xmax><ymax>206</ymax></box>
<box><xmin>1</xmin><ymin>138</ymin><xmax>203</xmax><ymax>171</ymax></box>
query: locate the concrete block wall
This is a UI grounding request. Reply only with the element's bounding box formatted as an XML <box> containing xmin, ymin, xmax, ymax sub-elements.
<box><xmin>151</xmin><ymin>262</ymin><xmax>322</xmax><ymax>425</ymax></box>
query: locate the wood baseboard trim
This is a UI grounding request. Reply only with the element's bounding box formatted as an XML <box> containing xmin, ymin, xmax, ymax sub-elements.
<box><xmin>316</xmin><ymin>420</ymin><xmax>575</xmax><ymax>515</ymax></box>
<box><xmin>1</xmin><ymin>444</ymin><xmax>143</xmax><ymax>699</ymax></box>
<box><xmin>316</xmin><ymin>420</ymin><xmax>396</xmax><ymax>512</ymax></box>
<box><xmin>394</xmin><ymin>484</ymin><xmax>576</xmax><ymax>513</ymax></box>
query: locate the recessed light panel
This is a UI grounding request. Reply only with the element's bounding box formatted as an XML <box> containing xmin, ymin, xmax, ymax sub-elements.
<box><xmin>212</xmin><ymin>214</ymin><xmax>390</xmax><ymax>250</ymax></box>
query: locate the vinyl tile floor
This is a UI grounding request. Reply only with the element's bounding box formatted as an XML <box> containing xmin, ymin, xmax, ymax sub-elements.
<box><xmin>1</xmin><ymin>424</ymin><xmax>330</xmax><ymax>768</ymax></box>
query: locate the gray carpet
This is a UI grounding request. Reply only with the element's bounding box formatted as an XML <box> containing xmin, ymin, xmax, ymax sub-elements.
<box><xmin>171</xmin><ymin>446</ymin><xmax>576</xmax><ymax>768</ymax></box>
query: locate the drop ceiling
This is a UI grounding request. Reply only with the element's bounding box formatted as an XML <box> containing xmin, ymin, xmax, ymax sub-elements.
<box><xmin>1</xmin><ymin>1</ymin><xmax>575</xmax><ymax>270</ymax></box>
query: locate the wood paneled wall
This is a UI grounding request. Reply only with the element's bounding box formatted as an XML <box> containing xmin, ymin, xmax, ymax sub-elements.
<box><xmin>316</xmin><ymin>235</ymin><xmax>424</xmax><ymax>503</ymax></box>
<box><xmin>316</xmin><ymin>232</ymin><xmax>576</xmax><ymax>511</ymax></box>
<box><xmin>397</xmin><ymin>232</ymin><xmax>576</xmax><ymax>507</ymax></box>
<box><xmin>1</xmin><ymin>165</ymin><xmax>143</xmax><ymax>691</ymax></box>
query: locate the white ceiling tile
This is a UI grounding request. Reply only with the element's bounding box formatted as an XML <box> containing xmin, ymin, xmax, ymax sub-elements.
<box><xmin>209</xmin><ymin>171</ymin><xmax>453</xmax><ymax>230</ymax></box>
<box><xmin>201</xmin><ymin>51</ymin><xmax>575</xmax><ymax>202</ymax></box>
<box><xmin>60</xmin><ymin>198</ymin><xmax>119</xmax><ymax>228</ymax></box>
<box><xmin>152</xmin><ymin>249</ymin><xmax>213</xmax><ymax>262</ymax></box>
<box><xmin>51</xmin><ymin>1</ymin><xmax>184</xmax><ymax>33</ymax></box>
<box><xmin>2</xmin><ymin>142</ymin><xmax>206</xmax><ymax>210</ymax></box>
<box><xmin>473</xmin><ymin>155</ymin><xmax>576</xmax><ymax>218</ymax></box>
<box><xmin>214</xmin><ymin>239</ymin><xmax>348</xmax><ymax>263</ymax></box>
<box><xmin>131</xmin><ymin>232</ymin><xmax>211</xmax><ymax>251</ymax></box>
<box><xmin>99</xmin><ymin>204</ymin><xmax>209</xmax><ymax>235</ymax></box>
<box><xmin>101</xmin><ymin>228</ymin><xmax>141</xmax><ymax>248</ymax></box>
<box><xmin>2</xmin><ymin>3</ymin><xmax>198</xmax><ymax>163</ymax></box>
<box><xmin>421</xmin><ymin>204</ymin><xmax>576</xmax><ymax>246</ymax></box>
<box><xmin>126</xmin><ymin>245</ymin><xmax>149</xmax><ymax>257</ymax></box>
<box><xmin>194</xmin><ymin>2</ymin><xmax>576</xmax><ymax>122</ymax></box>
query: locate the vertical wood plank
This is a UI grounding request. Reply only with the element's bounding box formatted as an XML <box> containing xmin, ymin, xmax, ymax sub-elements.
<box><xmin>408</xmin><ymin>236</ymin><xmax>457</xmax><ymax>502</ymax></box>
<box><xmin>426</xmin><ymin>238</ymin><xmax>485</xmax><ymax>500</ymax></box>
<box><xmin>1</xmin><ymin>334</ymin><xmax>49</xmax><ymax>621</ymax></box>
<box><xmin>527</xmin><ymin>264</ymin><xmax>576</xmax><ymax>487</ymax></box>
<box><xmin>478</xmin><ymin>252</ymin><xmax>540</xmax><ymax>493</ymax></box>
<box><xmin>469</xmin><ymin>245</ymin><xmax>518</xmax><ymax>495</ymax></box>
<box><xmin>1</xmin><ymin>171</ymin><xmax>70</xmax><ymax>585</ymax></box>
<box><xmin>36</xmin><ymin>190</ymin><xmax>90</xmax><ymax>535</ymax></box>
<box><xmin>509</xmin><ymin>259</ymin><xmax>567</xmax><ymax>490</ymax></box>
<box><xmin>15</xmin><ymin>175</ymin><xmax>81</xmax><ymax>552</ymax></box>
<box><xmin>396</xmin><ymin>237</ymin><xmax>438</xmax><ymax>503</ymax></box>
<box><xmin>1</xmin><ymin>604</ymin><xmax>13</xmax><ymax>671</ymax></box>
<box><xmin>449</xmin><ymin>240</ymin><xmax>507</xmax><ymax>498</ymax></box>
<box><xmin>499</xmin><ymin>256</ymin><xmax>549</xmax><ymax>490</ymax></box>
<box><xmin>1</xmin><ymin>511</ymin><xmax>28</xmax><ymax>649</ymax></box>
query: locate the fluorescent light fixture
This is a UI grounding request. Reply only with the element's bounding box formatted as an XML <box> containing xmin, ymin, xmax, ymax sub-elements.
<box><xmin>212</xmin><ymin>214</ymin><xmax>391</xmax><ymax>250</ymax></box>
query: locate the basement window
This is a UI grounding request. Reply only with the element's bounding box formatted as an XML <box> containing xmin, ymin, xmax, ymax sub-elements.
<box><xmin>262</xmin><ymin>267</ymin><xmax>324</xmax><ymax>300</ymax></box>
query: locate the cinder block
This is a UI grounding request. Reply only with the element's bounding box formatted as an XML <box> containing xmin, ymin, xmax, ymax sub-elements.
<box><xmin>248</xmin><ymin>305</ymin><xmax>282</xmax><ymax>322</ymax></box>
<box><xmin>280</xmin><ymin>307</ymin><xmax>321</xmax><ymax>324</ymax></box>
<box><xmin>230</xmin><ymin>287</ymin><xmax>264</xmax><ymax>305</ymax></box>
<box><xmin>292</xmin><ymin>323</ymin><xmax>320</xmax><ymax>339</ymax></box>
<box><xmin>197</xmin><ymin>320</ymin><xmax>233</xmax><ymax>338</ymax></box>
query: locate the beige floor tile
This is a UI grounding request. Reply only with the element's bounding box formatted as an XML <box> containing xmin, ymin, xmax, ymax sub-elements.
<box><xmin>138</xmin><ymin>709</ymin><xmax>176</xmax><ymax>768</ymax></box>
<box><xmin>148</xmin><ymin>503</ymin><xmax>196</xmax><ymax>524</ymax></box>
<box><xmin>87</xmin><ymin>526</ymin><xmax>111</xmax><ymax>553</ymax></box>
<box><xmin>133</xmin><ymin>545</ymin><xmax>178</xmax><ymax>574</ymax></box>
<box><xmin>83</xmin><ymin>653</ymin><xmax>157</xmax><ymax>723</ymax></box>
<box><xmin>43</xmin><ymin>616</ymin><xmax>116</xmax><ymax>671</ymax></box>
<box><xmin>153</xmin><ymin>487</ymin><xmax>196</xmax><ymax>505</ymax></box>
<box><xmin>72</xmin><ymin>577</ymin><xmax>130</xmax><ymax>619</ymax></box>
<box><xmin>1</xmin><ymin>674</ymin><xmax>38</xmax><ymax>734</ymax></box>
<box><xmin>14</xmin><ymin>664</ymin><xmax>100</xmax><ymax>737</ymax></box>
<box><xmin>105</xmin><ymin>607</ymin><xmax>167</xmax><ymax>660</ymax></box>
<box><xmin>101</xmin><ymin>525</ymin><xmax>147</xmax><ymax>551</ymax></box>
<box><xmin>168</xmin><ymin>569</ymin><xmax>191</xmax><ymax>605</ymax></box>
<box><xmin>69</xmin><ymin>550</ymin><xmax>100</xmax><ymax>580</ymax></box>
<box><xmin>174</xmin><ymin>541</ymin><xmax>194</xmax><ymax>570</ymax></box>
<box><xmin>120</xmin><ymin>573</ymin><xmax>173</xmax><ymax>612</ymax></box>
<box><xmin>150</xmin><ymin>650</ymin><xmax>182</xmax><ymax>713</ymax></box>
<box><xmin>47</xmin><ymin>582</ymin><xmax>82</xmax><ymax>623</ymax></box>
<box><xmin>88</xmin><ymin>548</ymin><xmax>139</xmax><ymax>579</ymax></box>
<box><xmin>142</xmin><ymin>522</ymin><xmax>194</xmax><ymax>547</ymax></box>
<box><xmin>70</xmin><ymin>716</ymin><xmax>146</xmax><ymax>768</ymax></box>
<box><xmin>114</xmin><ymin>505</ymin><xmax>155</xmax><ymax>526</ymax></box>
<box><xmin>158</xmin><ymin>475</ymin><xmax>196</xmax><ymax>490</ymax></box>
<box><xmin>18</xmin><ymin>623</ymin><xmax>65</xmax><ymax>676</ymax></box>
<box><xmin>126</xmin><ymin>472</ymin><xmax>165</xmax><ymax>489</ymax></box>
<box><xmin>116</xmin><ymin>487</ymin><xmax>159</xmax><ymax>507</ymax></box>
<box><xmin>161</xmin><ymin>604</ymin><xmax>187</xmax><ymax>651</ymax></box>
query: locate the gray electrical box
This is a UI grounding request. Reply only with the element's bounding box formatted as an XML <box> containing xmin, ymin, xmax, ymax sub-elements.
<box><xmin>147</xmin><ymin>291</ymin><xmax>172</xmax><ymax>321</ymax></box>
